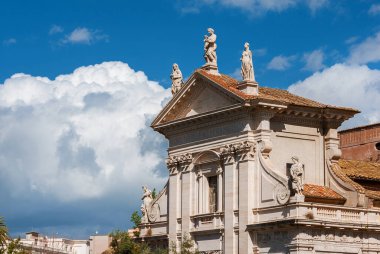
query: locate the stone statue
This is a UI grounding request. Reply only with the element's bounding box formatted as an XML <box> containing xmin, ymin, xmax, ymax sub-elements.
<box><xmin>203</xmin><ymin>28</ymin><xmax>217</xmax><ymax>65</ymax></box>
<box><xmin>208</xmin><ymin>177</ymin><xmax>217</xmax><ymax>212</ymax></box>
<box><xmin>141</xmin><ymin>186</ymin><xmax>160</xmax><ymax>223</ymax></box>
<box><xmin>289</xmin><ymin>156</ymin><xmax>304</xmax><ymax>195</ymax></box>
<box><xmin>170</xmin><ymin>63</ymin><xmax>183</xmax><ymax>95</ymax></box>
<box><xmin>241</xmin><ymin>42</ymin><xmax>255</xmax><ymax>82</ymax></box>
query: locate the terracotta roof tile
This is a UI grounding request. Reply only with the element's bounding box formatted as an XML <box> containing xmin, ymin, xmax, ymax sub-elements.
<box><xmin>330</xmin><ymin>162</ymin><xmax>366</xmax><ymax>193</ymax></box>
<box><xmin>303</xmin><ymin>184</ymin><xmax>346</xmax><ymax>202</ymax></box>
<box><xmin>196</xmin><ymin>69</ymin><xmax>358</xmax><ymax>112</ymax></box>
<box><xmin>338</xmin><ymin>159</ymin><xmax>380</xmax><ymax>181</ymax></box>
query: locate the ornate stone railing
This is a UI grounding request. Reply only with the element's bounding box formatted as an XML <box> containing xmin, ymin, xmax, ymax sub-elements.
<box><xmin>252</xmin><ymin>203</ymin><xmax>380</xmax><ymax>229</ymax></box>
<box><xmin>190</xmin><ymin>212</ymin><xmax>224</xmax><ymax>233</ymax></box>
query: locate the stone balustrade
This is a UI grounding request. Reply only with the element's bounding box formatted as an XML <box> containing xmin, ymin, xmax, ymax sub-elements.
<box><xmin>252</xmin><ymin>203</ymin><xmax>380</xmax><ymax>229</ymax></box>
<box><xmin>190</xmin><ymin>212</ymin><xmax>224</xmax><ymax>233</ymax></box>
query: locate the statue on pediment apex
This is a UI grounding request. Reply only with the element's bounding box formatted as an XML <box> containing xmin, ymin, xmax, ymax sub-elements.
<box><xmin>170</xmin><ymin>63</ymin><xmax>183</xmax><ymax>95</ymax></box>
<box><xmin>203</xmin><ymin>28</ymin><xmax>217</xmax><ymax>65</ymax></box>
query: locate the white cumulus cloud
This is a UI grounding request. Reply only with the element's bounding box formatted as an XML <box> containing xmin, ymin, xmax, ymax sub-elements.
<box><xmin>303</xmin><ymin>49</ymin><xmax>325</xmax><ymax>72</ymax></box>
<box><xmin>62</xmin><ymin>27</ymin><xmax>108</xmax><ymax>45</ymax></box>
<box><xmin>347</xmin><ymin>31</ymin><xmax>380</xmax><ymax>65</ymax></box>
<box><xmin>288</xmin><ymin>64</ymin><xmax>380</xmax><ymax>128</ymax></box>
<box><xmin>267</xmin><ymin>55</ymin><xmax>296</xmax><ymax>70</ymax></box>
<box><xmin>0</xmin><ymin>61</ymin><xmax>171</xmax><ymax>202</ymax></box>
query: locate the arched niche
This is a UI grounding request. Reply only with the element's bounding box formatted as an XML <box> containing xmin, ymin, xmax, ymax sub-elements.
<box><xmin>192</xmin><ymin>150</ymin><xmax>223</xmax><ymax>214</ymax></box>
<box><xmin>193</xmin><ymin>150</ymin><xmax>220</xmax><ymax>165</ymax></box>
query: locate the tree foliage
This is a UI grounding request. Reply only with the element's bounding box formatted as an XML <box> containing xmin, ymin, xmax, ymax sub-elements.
<box><xmin>0</xmin><ymin>217</ymin><xmax>8</xmax><ymax>248</ymax></box>
<box><xmin>130</xmin><ymin>211</ymin><xmax>141</xmax><ymax>229</ymax></box>
<box><xmin>108</xmin><ymin>230</ymin><xmax>169</xmax><ymax>254</ymax></box>
<box><xmin>152</xmin><ymin>188</ymin><xmax>157</xmax><ymax>199</ymax></box>
<box><xmin>0</xmin><ymin>217</ymin><xmax>29</xmax><ymax>254</ymax></box>
<box><xmin>170</xmin><ymin>234</ymin><xmax>199</xmax><ymax>254</ymax></box>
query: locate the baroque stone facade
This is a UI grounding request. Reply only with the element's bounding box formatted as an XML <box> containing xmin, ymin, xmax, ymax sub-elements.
<box><xmin>139</xmin><ymin>59</ymin><xmax>380</xmax><ymax>253</ymax></box>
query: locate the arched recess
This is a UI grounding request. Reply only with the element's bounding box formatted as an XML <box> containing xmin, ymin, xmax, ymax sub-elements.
<box><xmin>193</xmin><ymin>150</ymin><xmax>220</xmax><ymax>165</ymax></box>
<box><xmin>192</xmin><ymin>150</ymin><xmax>223</xmax><ymax>214</ymax></box>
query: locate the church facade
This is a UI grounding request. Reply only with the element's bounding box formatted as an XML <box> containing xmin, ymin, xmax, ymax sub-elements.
<box><xmin>138</xmin><ymin>29</ymin><xmax>380</xmax><ymax>254</ymax></box>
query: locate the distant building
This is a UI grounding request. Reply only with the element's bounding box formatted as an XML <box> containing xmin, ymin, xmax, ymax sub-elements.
<box><xmin>88</xmin><ymin>235</ymin><xmax>111</xmax><ymax>254</ymax></box>
<box><xmin>339</xmin><ymin>122</ymin><xmax>380</xmax><ymax>162</ymax></box>
<box><xmin>18</xmin><ymin>232</ymin><xmax>89</xmax><ymax>254</ymax></box>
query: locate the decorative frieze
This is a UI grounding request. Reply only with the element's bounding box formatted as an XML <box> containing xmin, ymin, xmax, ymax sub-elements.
<box><xmin>166</xmin><ymin>153</ymin><xmax>193</xmax><ymax>175</ymax></box>
<box><xmin>219</xmin><ymin>141</ymin><xmax>256</xmax><ymax>163</ymax></box>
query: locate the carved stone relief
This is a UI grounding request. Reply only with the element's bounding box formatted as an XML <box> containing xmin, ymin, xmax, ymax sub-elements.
<box><xmin>289</xmin><ymin>156</ymin><xmax>305</xmax><ymax>195</ymax></box>
<box><xmin>141</xmin><ymin>186</ymin><xmax>160</xmax><ymax>223</ymax></box>
<box><xmin>219</xmin><ymin>141</ymin><xmax>256</xmax><ymax>163</ymax></box>
<box><xmin>166</xmin><ymin>153</ymin><xmax>193</xmax><ymax>175</ymax></box>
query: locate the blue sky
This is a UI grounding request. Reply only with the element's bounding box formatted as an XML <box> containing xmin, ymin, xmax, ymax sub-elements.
<box><xmin>1</xmin><ymin>0</ymin><xmax>380</xmax><ymax>239</ymax></box>
<box><xmin>2</xmin><ymin>0</ymin><xmax>379</xmax><ymax>88</ymax></box>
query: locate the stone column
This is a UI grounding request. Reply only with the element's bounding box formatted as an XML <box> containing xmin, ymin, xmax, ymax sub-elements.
<box><xmin>166</xmin><ymin>158</ymin><xmax>180</xmax><ymax>251</ymax></box>
<box><xmin>178</xmin><ymin>154</ymin><xmax>193</xmax><ymax>238</ymax></box>
<box><xmin>221</xmin><ymin>151</ymin><xmax>236</xmax><ymax>254</ymax></box>
<box><xmin>237</xmin><ymin>143</ymin><xmax>255</xmax><ymax>254</ymax></box>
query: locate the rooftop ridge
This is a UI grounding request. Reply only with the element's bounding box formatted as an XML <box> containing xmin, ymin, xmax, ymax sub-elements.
<box><xmin>196</xmin><ymin>69</ymin><xmax>359</xmax><ymax>112</ymax></box>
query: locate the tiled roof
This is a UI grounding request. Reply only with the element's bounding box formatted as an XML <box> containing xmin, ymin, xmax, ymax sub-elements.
<box><xmin>303</xmin><ymin>184</ymin><xmax>346</xmax><ymax>202</ymax></box>
<box><xmin>332</xmin><ymin>159</ymin><xmax>380</xmax><ymax>201</ymax></box>
<box><xmin>197</xmin><ymin>69</ymin><xmax>359</xmax><ymax>112</ymax></box>
<box><xmin>330</xmin><ymin>162</ymin><xmax>366</xmax><ymax>193</ymax></box>
<box><xmin>338</xmin><ymin>159</ymin><xmax>380</xmax><ymax>181</ymax></box>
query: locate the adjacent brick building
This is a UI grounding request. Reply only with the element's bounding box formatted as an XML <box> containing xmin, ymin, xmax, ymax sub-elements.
<box><xmin>339</xmin><ymin>123</ymin><xmax>380</xmax><ymax>162</ymax></box>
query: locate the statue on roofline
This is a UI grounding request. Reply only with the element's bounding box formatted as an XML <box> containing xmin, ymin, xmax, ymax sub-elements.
<box><xmin>170</xmin><ymin>63</ymin><xmax>183</xmax><ymax>95</ymax></box>
<box><xmin>203</xmin><ymin>28</ymin><xmax>217</xmax><ymax>65</ymax></box>
<box><xmin>241</xmin><ymin>42</ymin><xmax>256</xmax><ymax>82</ymax></box>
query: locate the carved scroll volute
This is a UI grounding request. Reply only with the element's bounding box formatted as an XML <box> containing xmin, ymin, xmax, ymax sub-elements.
<box><xmin>235</xmin><ymin>141</ymin><xmax>256</xmax><ymax>161</ymax></box>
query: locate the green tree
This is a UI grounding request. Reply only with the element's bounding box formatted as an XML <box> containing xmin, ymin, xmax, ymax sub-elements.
<box><xmin>170</xmin><ymin>234</ymin><xmax>199</xmax><ymax>254</ymax></box>
<box><xmin>109</xmin><ymin>230</ymin><xmax>141</xmax><ymax>254</ymax></box>
<box><xmin>0</xmin><ymin>217</ymin><xmax>8</xmax><ymax>249</ymax></box>
<box><xmin>108</xmin><ymin>230</ymin><xmax>168</xmax><ymax>254</ymax></box>
<box><xmin>152</xmin><ymin>188</ymin><xmax>157</xmax><ymax>199</ymax></box>
<box><xmin>130</xmin><ymin>211</ymin><xmax>141</xmax><ymax>229</ymax></box>
<box><xmin>4</xmin><ymin>238</ymin><xmax>29</xmax><ymax>254</ymax></box>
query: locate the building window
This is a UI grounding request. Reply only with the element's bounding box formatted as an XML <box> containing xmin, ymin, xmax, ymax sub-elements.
<box><xmin>376</xmin><ymin>142</ymin><xmax>380</xmax><ymax>151</ymax></box>
<box><xmin>208</xmin><ymin>176</ymin><xmax>218</xmax><ymax>213</ymax></box>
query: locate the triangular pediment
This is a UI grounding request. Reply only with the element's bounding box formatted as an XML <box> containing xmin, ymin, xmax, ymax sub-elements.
<box><xmin>152</xmin><ymin>71</ymin><xmax>243</xmax><ymax>127</ymax></box>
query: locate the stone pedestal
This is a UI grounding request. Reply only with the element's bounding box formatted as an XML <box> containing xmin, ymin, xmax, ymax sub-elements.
<box><xmin>289</xmin><ymin>194</ymin><xmax>305</xmax><ymax>203</ymax></box>
<box><xmin>237</xmin><ymin>80</ymin><xmax>259</xmax><ymax>96</ymax></box>
<box><xmin>202</xmin><ymin>63</ymin><xmax>219</xmax><ymax>75</ymax></box>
